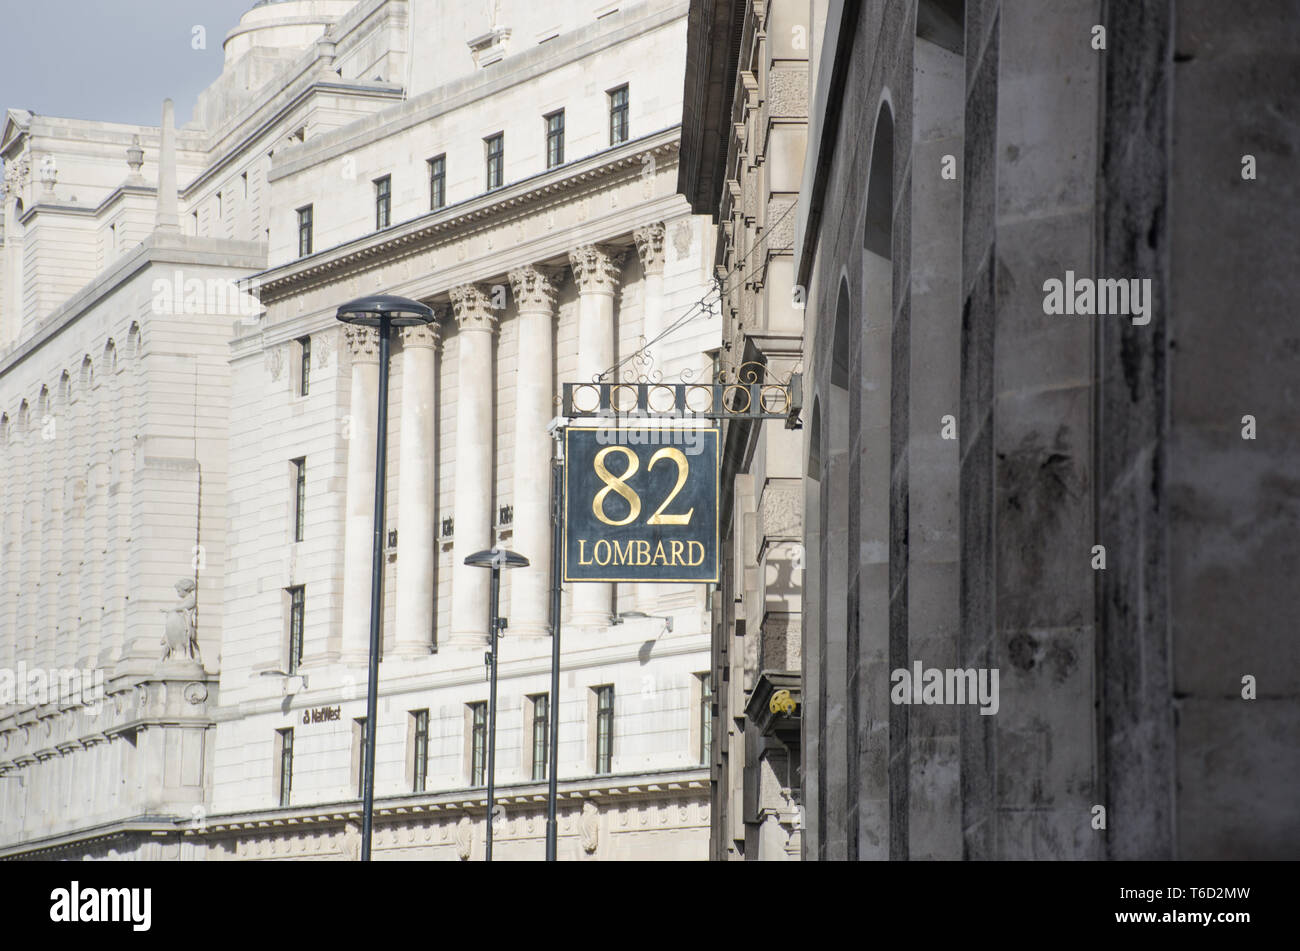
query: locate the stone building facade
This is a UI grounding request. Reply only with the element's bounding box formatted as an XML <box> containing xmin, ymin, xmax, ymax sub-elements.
<box><xmin>1</xmin><ymin>0</ymin><xmax>718</xmax><ymax>861</ymax></box>
<box><xmin>794</xmin><ymin>0</ymin><xmax>1299</xmax><ymax>859</ymax></box>
<box><xmin>679</xmin><ymin>0</ymin><xmax>810</xmax><ymax>860</ymax></box>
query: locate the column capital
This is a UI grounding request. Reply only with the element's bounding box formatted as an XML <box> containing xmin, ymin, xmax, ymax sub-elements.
<box><xmin>633</xmin><ymin>222</ymin><xmax>667</xmax><ymax>276</ymax></box>
<box><xmin>401</xmin><ymin>321</ymin><xmax>441</xmax><ymax>349</ymax></box>
<box><xmin>449</xmin><ymin>283</ymin><xmax>500</xmax><ymax>333</ymax></box>
<box><xmin>344</xmin><ymin>325</ymin><xmax>381</xmax><ymax>362</ymax></box>
<box><xmin>568</xmin><ymin>244</ymin><xmax>625</xmax><ymax>295</ymax></box>
<box><xmin>507</xmin><ymin>265</ymin><xmax>563</xmax><ymax>314</ymax></box>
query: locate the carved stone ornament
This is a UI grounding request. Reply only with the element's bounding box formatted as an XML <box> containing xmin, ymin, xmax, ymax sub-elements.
<box><xmin>183</xmin><ymin>682</ymin><xmax>208</xmax><ymax>705</ymax></box>
<box><xmin>344</xmin><ymin>325</ymin><xmax>381</xmax><ymax>360</ymax></box>
<box><xmin>672</xmin><ymin>220</ymin><xmax>694</xmax><ymax>260</ymax></box>
<box><xmin>507</xmin><ymin>265</ymin><xmax>562</xmax><ymax>314</ymax></box>
<box><xmin>455</xmin><ymin>815</ymin><xmax>474</xmax><ymax>860</ymax></box>
<box><xmin>580</xmin><ymin>801</ymin><xmax>599</xmax><ymax>854</ymax></box>
<box><xmin>568</xmin><ymin>245</ymin><xmax>625</xmax><ymax>295</ymax></box>
<box><xmin>401</xmin><ymin>321</ymin><xmax>441</xmax><ymax>349</ymax></box>
<box><xmin>633</xmin><ymin>222</ymin><xmax>667</xmax><ymax>275</ymax></box>
<box><xmin>449</xmin><ymin>283</ymin><xmax>500</xmax><ymax>333</ymax></box>
<box><xmin>1</xmin><ymin>155</ymin><xmax>30</xmax><ymax>200</ymax></box>
<box><xmin>266</xmin><ymin>346</ymin><xmax>286</xmax><ymax>381</ymax></box>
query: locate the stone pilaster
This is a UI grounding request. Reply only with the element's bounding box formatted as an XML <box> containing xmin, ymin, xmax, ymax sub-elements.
<box><xmin>568</xmin><ymin>245</ymin><xmax>624</xmax><ymax>629</ymax></box>
<box><xmin>507</xmin><ymin>265</ymin><xmax>562</xmax><ymax>636</ymax></box>
<box><xmin>340</xmin><ymin>325</ymin><xmax>381</xmax><ymax>664</ymax></box>
<box><xmin>448</xmin><ymin>284</ymin><xmax>499</xmax><ymax>647</ymax></box>
<box><xmin>394</xmin><ymin>320</ymin><xmax>441</xmax><ymax>656</ymax></box>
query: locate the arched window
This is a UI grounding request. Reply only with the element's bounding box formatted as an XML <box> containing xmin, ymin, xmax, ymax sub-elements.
<box><xmin>80</xmin><ymin>355</ymin><xmax>94</xmax><ymax>390</ymax></box>
<box><xmin>105</xmin><ymin>339</ymin><xmax>117</xmax><ymax>373</ymax></box>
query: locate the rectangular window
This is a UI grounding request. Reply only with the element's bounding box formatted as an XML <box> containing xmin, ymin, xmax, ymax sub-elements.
<box><xmin>595</xmin><ymin>685</ymin><xmax>614</xmax><ymax>774</ymax></box>
<box><xmin>469</xmin><ymin>702</ymin><xmax>487</xmax><ymax>786</ymax></box>
<box><xmin>355</xmin><ymin>717</ymin><xmax>369</xmax><ymax>799</ymax></box>
<box><xmin>609</xmin><ymin>85</ymin><xmax>629</xmax><ymax>145</ymax></box>
<box><xmin>276</xmin><ymin>728</ymin><xmax>294</xmax><ymax>807</ymax></box>
<box><xmin>700</xmin><ymin>672</ymin><xmax>712</xmax><ymax>766</ymax></box>
<box><xmin>428</xmin><ymin>155</ymin><xmax>446</xmax><ymax>210</ymax></box>
<box><xmin>297</xmin><ymin>335</ymin><xmax>311</xmax><ymax>396</ymax></box>
<box><xmin>286</xmin><ymin>585</ymin><xmax>304</xmax><ymax>674</ymax></box>
<box><xmin>530</xmin><ymin>693</ymin><xmax>549</xmax><ymax>782</ymax></box>
<box><xmin>291</xmin><ymin>457</ymin><xmax>306</xmax><ymax>542</ymax></box>
<box><xmin>412</xmin><ymin>709</ymin><xmax>429</xmax><ymax>793</ymax></box>
<box><xmin>545</xmin><ymin>110</ymin><xmax>565</xmax><ymax>169</ymax></box>
<box><xmin>297</xmin><ymin>205</ymin><xmax>313</xmax><ymax>257</ymax></box>
<box><xmin>485</xmin><ymin>133</ymin><xmax>503</xmax><ymax>191</ymax></box>
<box><xmin>374</xmin><ymin>175</ymin><xmax>391</xmax><ymax>230</ymax></box>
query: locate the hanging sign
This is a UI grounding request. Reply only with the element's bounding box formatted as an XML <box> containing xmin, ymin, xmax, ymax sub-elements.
<box><xmin>563</xmin><ymin>425</ymin><xmax>719</xmax><ymax>583</ymax></box>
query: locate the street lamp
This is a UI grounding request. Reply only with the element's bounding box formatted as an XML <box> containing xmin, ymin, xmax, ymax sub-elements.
<box><xmin>464</xmin><ymin>547</ymin><xmax>529</xmax><ymax>861</ymax></box>
<box><xmin>336</xmin><ymin>294</ymin><xmax>436</xmax><ymax>862</ymax></box>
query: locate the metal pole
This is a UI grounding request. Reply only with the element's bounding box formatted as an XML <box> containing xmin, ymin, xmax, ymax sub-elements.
<box><xmin>545</xmin><ymin>433</ymin><xmax>563</xmax><ymax>860</ymax></box>
<box><xmin>360</xmin><ymin>315</ymin><xmax>390</xmax><ymax>862</ymax></box>
<box><xmin>486</xmin><ymin>564</ymin><xmax>501</xmax><ymax>861</ymax></box>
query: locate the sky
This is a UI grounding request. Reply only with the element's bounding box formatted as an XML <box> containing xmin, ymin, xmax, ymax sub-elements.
<box><xmin>0</xmin><ymin>0</ymin><xmax>259</xmax><ymax>128</ymax></box>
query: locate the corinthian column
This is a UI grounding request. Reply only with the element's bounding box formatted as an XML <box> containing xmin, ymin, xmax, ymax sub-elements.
<box><xmin>448</xmin><ymin>284</ymin><xmax>499</xmax><ymax>647</ymax></box>
<box><xmin>633</xmin><ymin>223</ymin><xmax>667</xmax><ymax>613</ymax></box>
<box><xmin>507</xmin><ymin>265</ymin><xmax>562</xmax><ymax>637</ymax></box>
<box><xmin>341</xmin><ymin>326</ymin><xmax>381</xmax><ymax>664</ymax></box>
<box><xmin>568</xmin><ymin>244</ymin><xmax>624</xmax><ymax>630</ymax></box>
<box><xmin>394</xmin><ymin>320</ymin><xmax>441</xmax><ymax>656</ymax></box>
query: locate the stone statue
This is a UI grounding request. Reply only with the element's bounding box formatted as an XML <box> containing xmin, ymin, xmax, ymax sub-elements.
<box><xmin>160</xmin><ymin>579</ymin><xmax>200</xmax><ymax>663</ymax></box>
<box><xmin>580</xmin><ymin>801</ymin><xmax>600</xmax><ymax>854</ymax></box>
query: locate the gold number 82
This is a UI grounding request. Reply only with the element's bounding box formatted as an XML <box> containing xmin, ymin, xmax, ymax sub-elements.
<box><xmin>592</xmin><ymin>447</ymin><xmax>695</xmax><ymax>527</ymax></box>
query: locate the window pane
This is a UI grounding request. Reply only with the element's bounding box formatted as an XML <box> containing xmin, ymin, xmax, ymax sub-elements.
<box><xmin>596</xmin><ymin>686</ymin><xmax>613</xmax><ymax>774</ymax></box>
<box><xmin>471</xmin><ymin>703</ymin><xmax>487</xmax><ymax>785</ymax></box>
<box><xmin>429</xmin><ymin>156</ymin><xmax>445</xmax><ymax>210</ymax></box>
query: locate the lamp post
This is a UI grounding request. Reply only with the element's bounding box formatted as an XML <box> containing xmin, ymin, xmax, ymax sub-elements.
<box><xmin>464</xmin><ymin>547</ymin><xmax>529</xmax><ymax>861</ymax></box>
<box><xmin>336</xmin><ymin>294</ymin><xmax>436</xmax><ymax>862</ymax></box>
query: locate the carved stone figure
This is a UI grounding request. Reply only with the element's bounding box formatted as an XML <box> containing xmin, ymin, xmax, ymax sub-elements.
<box><xmin>455</xmin><ymin>815</ymin><xmax>473</xmax><ymax>861</ymax></box>
<box><xmin>341</xmin><ymin>821</ymin><xmax>362</xmax><ymax>861</ymax></box>
<box><xmin>160</xmin><ymin>578</ymin><xmax>200</xmax><ymax>663</ymax></box>
<box><xmin>580</xmin><ymin>801</ymin><xmax>600</xmax><ymax>854</ymax></box>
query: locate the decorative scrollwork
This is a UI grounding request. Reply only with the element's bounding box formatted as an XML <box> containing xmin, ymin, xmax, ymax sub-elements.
<box><xmin>715</xmin><ymin>360</ymin><xmax>792</xmax><ymax>387</ymax></box>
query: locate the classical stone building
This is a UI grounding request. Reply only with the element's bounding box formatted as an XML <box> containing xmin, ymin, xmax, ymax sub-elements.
<box><xmin>794</xmin><ymin>0</ymin><xmax>1299</xmax><ymax>859</ymax></box>
<box><xmin>1</xmin><ymin>0</ymin><xmax>718</xmax><ymax>861</ymax></box>
<box><xmin>678</xmin><ymin>0</ymin><xmax>811</xmax><ymax>860</ymax></box>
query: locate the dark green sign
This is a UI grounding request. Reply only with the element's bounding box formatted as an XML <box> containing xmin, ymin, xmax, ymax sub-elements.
<box><xmin>564</xmin><ymin>426</ymin><xmax>719</xmax><ymax>583</ymax></box>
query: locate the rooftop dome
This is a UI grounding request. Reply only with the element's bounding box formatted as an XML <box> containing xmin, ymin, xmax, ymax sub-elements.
<box><xmin>222</xmin><ymin>0</ymin><xmax>358</xmax><ymax>69</ymax></box>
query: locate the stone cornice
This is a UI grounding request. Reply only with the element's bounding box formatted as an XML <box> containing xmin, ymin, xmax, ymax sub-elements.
<box><xmin>252</xmin><ymin>129</ymin><xmax>680</xmax><ymax>302</ymax></box>
<box><xmin>197</xmin><ymin>766</ymin><xmax>710</xmax><ymax>835</ymax></box>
